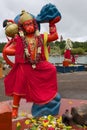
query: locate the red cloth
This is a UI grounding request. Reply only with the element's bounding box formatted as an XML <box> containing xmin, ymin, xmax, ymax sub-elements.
<box><xmin>71</xmin><ymin>55</ymin><xmax>75</xmax><ymax>63</ymax></box>
<box><xmin>64</xmin><ymin>49</ymin><xmax>71</xmax><ymax>59</ymax></box>
<box><xmin>4</xmin><ymin>35</ymin><xmax>58</xmax><ymax>105</ymax></box>
<box><xmin>4</xmin><ymin>62</ymin><xmax>58</xmax><ymax>104</ymax></box>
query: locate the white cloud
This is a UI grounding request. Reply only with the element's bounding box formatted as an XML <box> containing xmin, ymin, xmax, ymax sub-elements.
<box><xmin>0</xmin><ymin>0</ymin><xmax>87</xmax><ymax>42</ymax></box>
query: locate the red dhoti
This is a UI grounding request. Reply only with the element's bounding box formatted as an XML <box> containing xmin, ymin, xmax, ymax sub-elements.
<box><xmin>4</xmin><ymin>61</ymin><xmax>58</xmax><ymax>104</ymax></box>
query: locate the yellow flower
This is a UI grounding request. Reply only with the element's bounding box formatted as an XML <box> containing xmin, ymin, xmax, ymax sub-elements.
<box><xmin>65</xmin><ymin>126</ymin><xmax>72</xmax><ymax>130</ymax></box>
<box><xmin>25</xmin><ymin>119</ymin><xmax>30</xmax><ymax>125</ymax></box>
<box><xmin>31</xmin><ymin>118</ymin><xmax>36</xmax><ymax>123</ymax></box>
<box><xmin>83</xmin><ymin>125</ymin><xmax>87</xmax><ymax>128</ymax></box>
<box><xmin>43</xmin><ymin>122</ymin><xmax>49</xmax><ymax>127</ymax></box>
<box><xmin>51</xmin><ymin>123</ymin><xmax>55</xmax><ymax>128</ymax></box>
<box><xmin>21</xmin><ymin>112</ymin><xmax>26</xmax><ymax>117</ymax></box>
<box><xmin>17</xmin><ymin>122</ymin><xmax>21</xmax><ymax>127</ymax></box>
<box><xmin>57</xmin><ymin>116</ymin><xmax>62</xmax><ymax>123</ymax></box>
<box><xmin>42</xmin><ymin>120</ymin><xmax>49</xmax><ymax>127</ymax></box>
<box><xmin>47</xmin><ymin>115</ymin><xmax>52</xmax><ymax>120</ymax></box>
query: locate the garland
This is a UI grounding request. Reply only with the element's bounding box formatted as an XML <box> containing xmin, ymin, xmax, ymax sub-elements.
<box><xmin>16</xmin><ymin>115</ymin><xmax>73</xmax><ymax>130</ymax></box>
<box><xmin>19</xmin><ymin>31</ymin><xmax>43</xmax><ymax>69</ymax></box>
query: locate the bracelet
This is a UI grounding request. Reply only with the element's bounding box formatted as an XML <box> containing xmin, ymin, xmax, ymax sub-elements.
<box><xmin>12</xmin><ymin>105</ymin><xmax>19</xmax><ymax>108</ymax></box>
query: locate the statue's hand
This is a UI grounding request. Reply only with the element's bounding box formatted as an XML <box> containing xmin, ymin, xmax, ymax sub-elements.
<box><xmin>49</xmin><ymin>16</ymin><xmax>61</xmax><ymax>25</ymax></box>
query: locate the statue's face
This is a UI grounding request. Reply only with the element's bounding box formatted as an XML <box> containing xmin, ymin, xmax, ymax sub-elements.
<box><xmin>23</xmin><ymin>20</ymin><xmax>35</xmax><ymax>34</ymax></box>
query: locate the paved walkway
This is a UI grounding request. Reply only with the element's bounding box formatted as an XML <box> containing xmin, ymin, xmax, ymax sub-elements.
<box><xmin>0</xmin><ymin>69</ymin><xmax>87</xmax><ymax>130</ymax></box>
<box><xmin>58</xmin><ymin>71</ymin><xmax>87</xmax><ymax>100</ymax></box>
<box><xmin>1</xmin><ymin>98</ymin><xmax>87</xmax><ymax>130</ymax></box>
<box><xmin>0</xmin><ymin>68</ymin><xmax>87</xmax><ymax>101</ymax></box>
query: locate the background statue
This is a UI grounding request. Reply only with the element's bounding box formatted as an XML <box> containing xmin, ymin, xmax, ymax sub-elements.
<box><xmin>63</xmin><ymin>38</ymin><xmax>75</xmax><ymax>66</ymax></box>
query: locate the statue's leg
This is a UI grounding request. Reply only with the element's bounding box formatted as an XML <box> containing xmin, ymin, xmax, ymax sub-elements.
<box><xmin>31</xmin><ymin>93</ymin><xmax>61</xmax><ymax>117</ymax></box>
<box><xmin>12</xmin><ymin>94</ymin><xmax>20</xmax><ymax>119</ymax></box>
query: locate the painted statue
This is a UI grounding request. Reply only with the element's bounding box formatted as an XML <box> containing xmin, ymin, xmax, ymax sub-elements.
<box><xmin>63</xmin><ymin>39</ymin><xmax>74</xmax><ymax>66</ymax></box>
<box><xmin>3</xmin><ymin>3</ymin><xmax>61</xmax><ymax>118</ymax></box>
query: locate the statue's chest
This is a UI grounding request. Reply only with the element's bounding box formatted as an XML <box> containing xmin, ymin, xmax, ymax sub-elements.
<box><xmin>26</xmin><ymin>37</ymin><xmax>38</xmax><ymax>52</ymax></box>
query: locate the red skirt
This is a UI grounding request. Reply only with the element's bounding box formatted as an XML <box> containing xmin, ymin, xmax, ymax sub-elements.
<box><xmin>4</xmin><ymin>61</ymin><xmax>58</xmax><ymax>104</ymax></box>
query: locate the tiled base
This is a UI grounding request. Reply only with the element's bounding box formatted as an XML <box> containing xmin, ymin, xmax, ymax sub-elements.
<box><xmin>0</xmin><ymin>98</ymin><xmax>87</xmax><ymax>130</ymax></box>
<box><xmin>0</xmin><ymin>102</ymin><xmax>12</xmax><ymax>130</ymax></box>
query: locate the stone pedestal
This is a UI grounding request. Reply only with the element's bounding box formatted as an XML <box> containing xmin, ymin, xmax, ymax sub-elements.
<box><xmin>0</xmin><ymin>102</ymin><xmax>12</xmax><ymax>130</ymax></box>
<box><xmin>71</xmin><ymin>104</ymin><xmax>87</xmax><ymax>125</ymax></box>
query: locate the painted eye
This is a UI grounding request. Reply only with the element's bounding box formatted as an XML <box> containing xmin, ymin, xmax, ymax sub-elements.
<box><xmin>24</xmin><ymin>24</ymin><xmax>29</xmax><ymax>26</ymax></box>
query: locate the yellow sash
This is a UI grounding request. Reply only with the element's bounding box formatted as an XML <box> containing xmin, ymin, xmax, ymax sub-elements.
<box><xmin>44</xmin><ymin>32</ymin><xmax>49</xmax><ymax>61</ymax></box>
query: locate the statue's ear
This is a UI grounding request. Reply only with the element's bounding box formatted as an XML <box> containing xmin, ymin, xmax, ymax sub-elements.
<box><xmin>3</xmin><ymin>19</ymin><xmax>8</xmax><ymax>27</ymax></box>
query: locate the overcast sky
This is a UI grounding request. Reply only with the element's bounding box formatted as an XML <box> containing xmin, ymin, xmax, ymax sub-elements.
<box><xmin>0</xmin><ymin>0</ymin><xmax>87</xmax><ymax>42</ymax></box>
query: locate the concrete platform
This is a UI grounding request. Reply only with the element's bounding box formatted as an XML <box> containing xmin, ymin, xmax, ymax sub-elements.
<box><xmin>0</xmin><ymin>69</ymin><xmax>87</xmax><ymax>129</ymax></box>
<box><xmin>0</xmin><ymin>98</ymin><xmax>87</xmax><ymax>130</ymax></box>
<box><xmin>0</xmin><ymin>69</ymin><xmax>87</xmax><ymax>101</ymax></box>
<box><xmin>56</xmin><ymin>64</ymin><xmax>85</xmax><ymax>73</ymax></box>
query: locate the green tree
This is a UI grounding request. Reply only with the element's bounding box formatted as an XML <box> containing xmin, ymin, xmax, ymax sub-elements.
<box><xmin>0</xmin><ymin>43</ymin><xmax>6</xmax><ymax>52</ymax></box>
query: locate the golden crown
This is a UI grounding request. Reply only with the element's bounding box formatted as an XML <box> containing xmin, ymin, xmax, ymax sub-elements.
<box><xmin>19</xmin><ymin>10</ymin><xmax>33</xmax><ymax>24</ymax></box>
